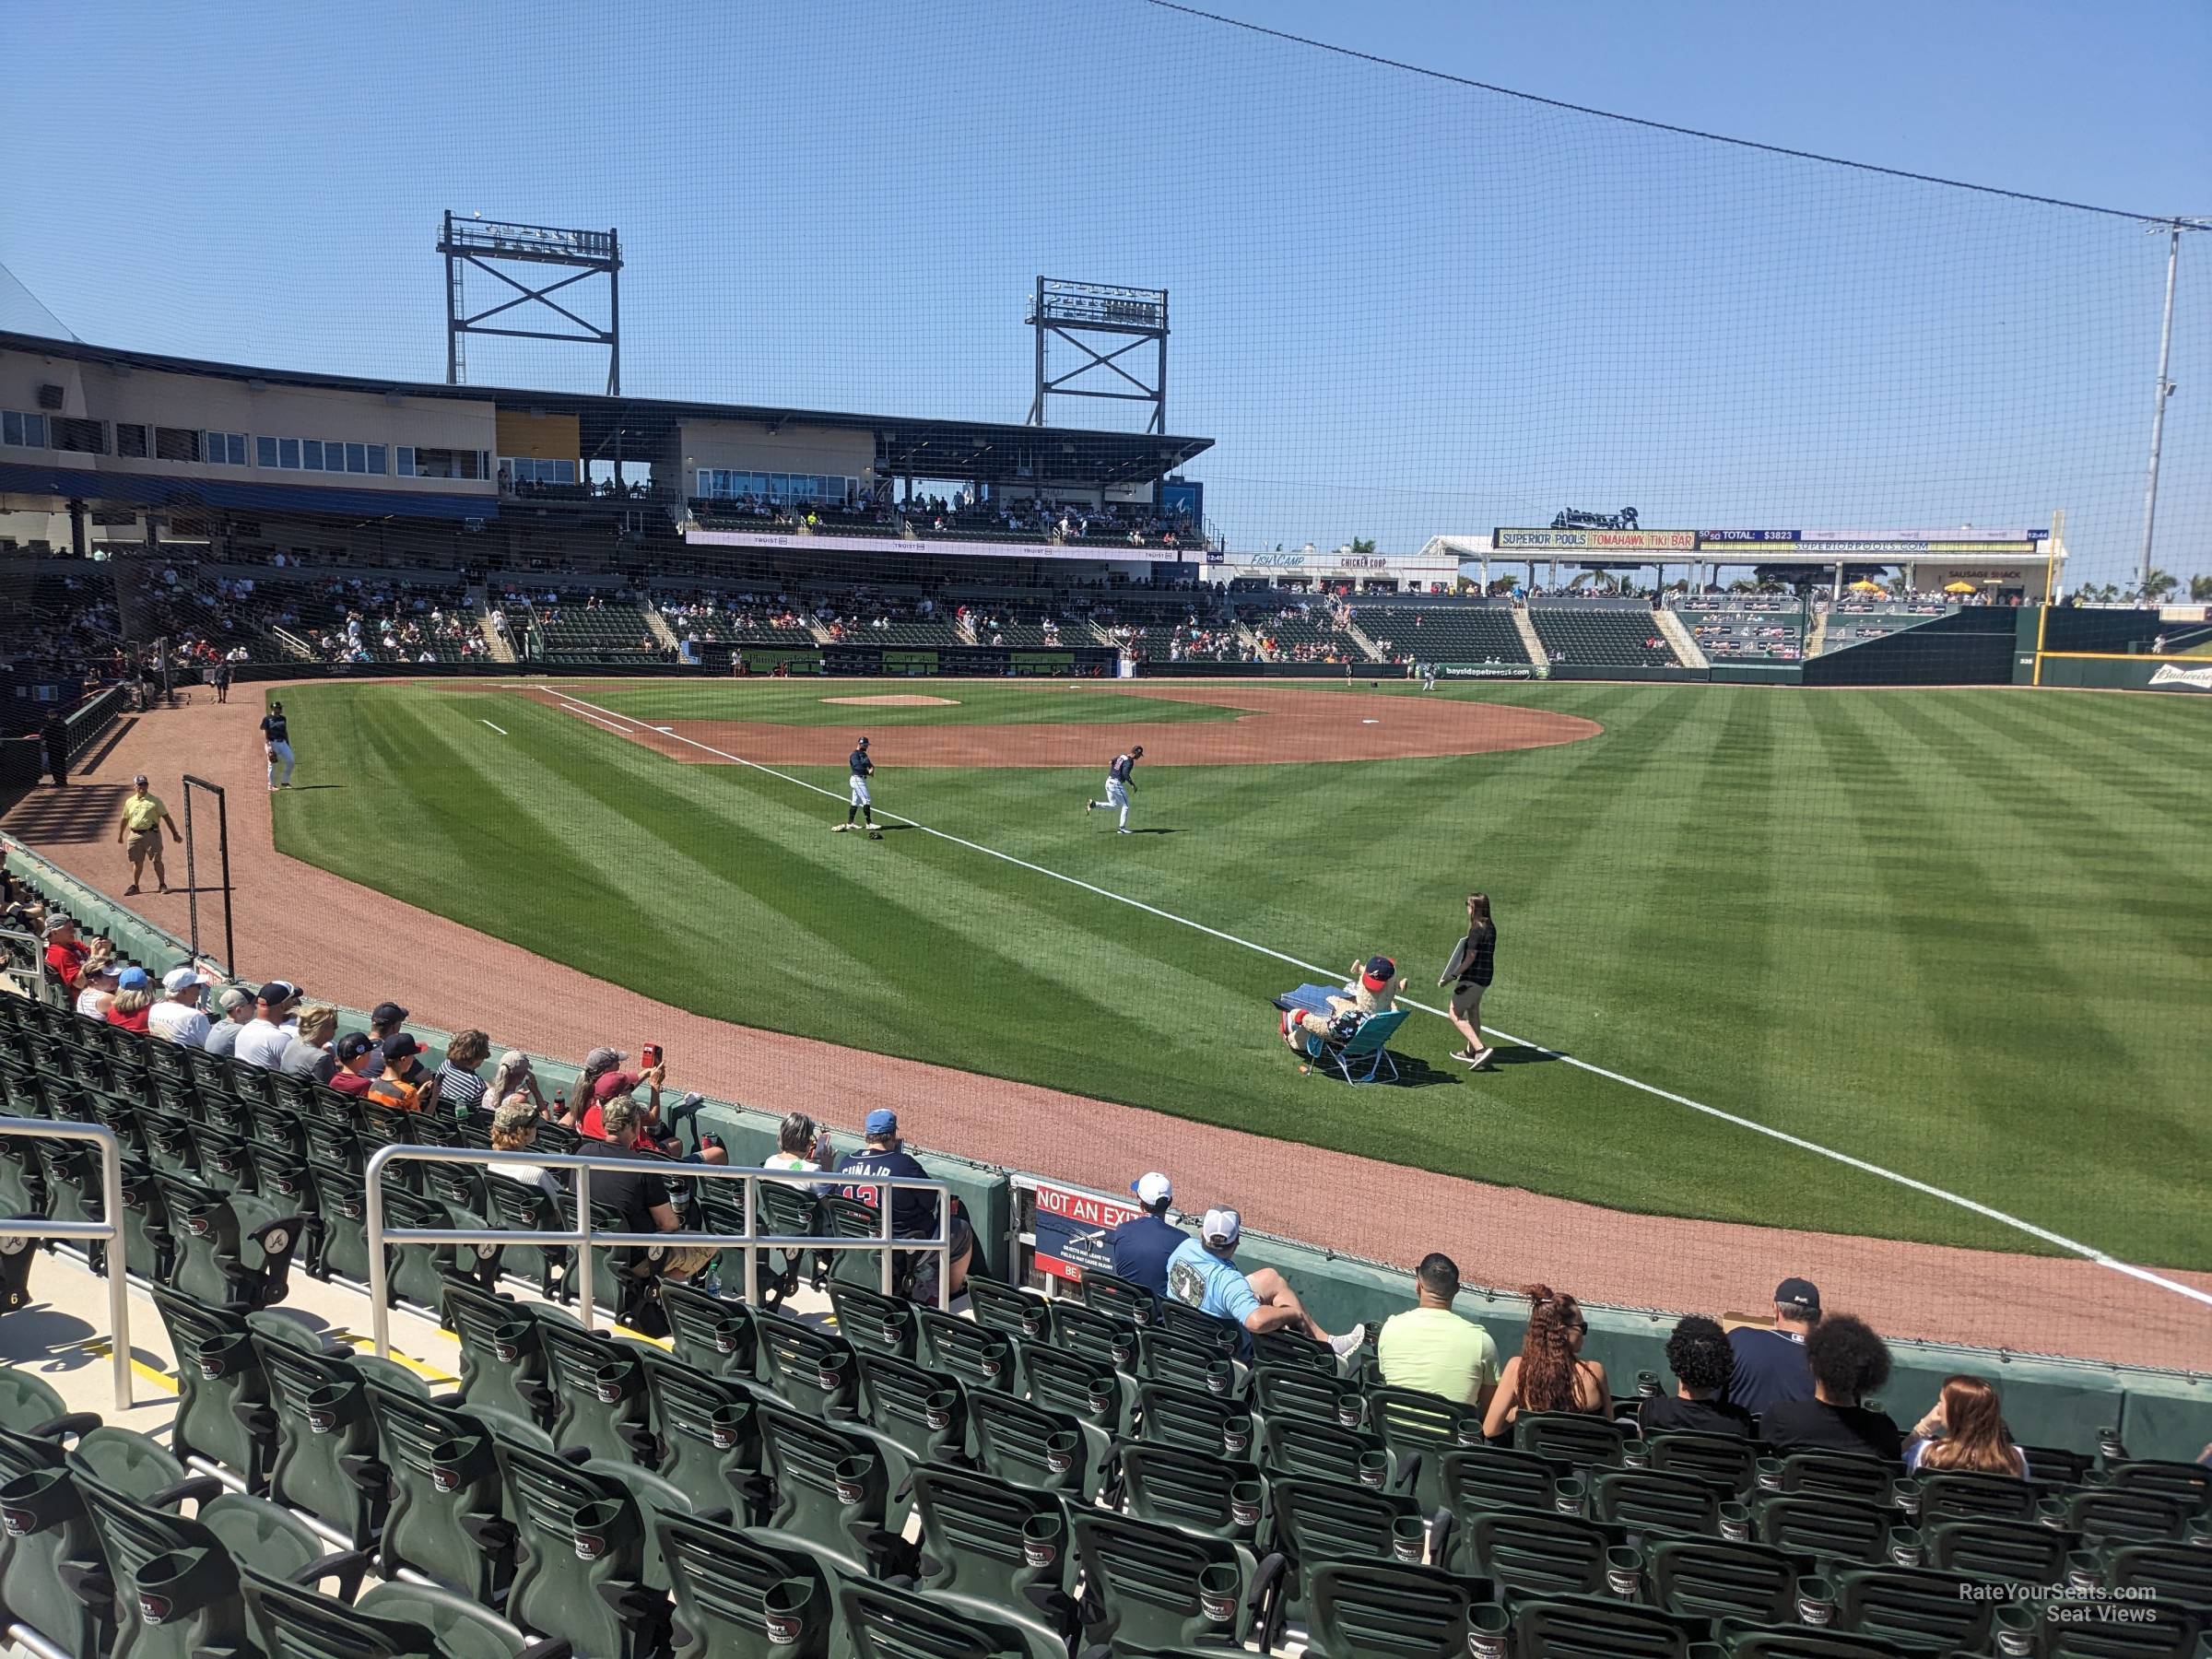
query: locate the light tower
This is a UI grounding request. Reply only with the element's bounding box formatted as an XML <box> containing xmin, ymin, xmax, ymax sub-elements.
<box><xmin>438</xmin><ymin>213</ymin><xmax>622</xmax><ymax>394</ymax></box>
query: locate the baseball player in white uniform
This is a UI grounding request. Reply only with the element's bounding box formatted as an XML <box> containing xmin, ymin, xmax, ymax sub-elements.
<box><xmin>261</xmin><ymin>701</ymin><xmax>296</xmax><ymax>789</ymax></box>
<box><xmin>833</xmin><ymin>736</ymin><xmax>883</xmax><ymax>839</ymax></box>
<box><xmin>1086</xmin><ymin>745</ymin><xmax>1144</xmax><ymax>833</ymax></box>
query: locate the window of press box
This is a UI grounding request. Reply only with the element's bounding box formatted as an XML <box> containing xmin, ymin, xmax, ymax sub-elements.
<box><xmin>115</xmin><ymin>422</ymin><xmax>148</xmax><ymax>459</ymax></box>
<box><xmin>256</xmin><ymin>435</ymin><xmax>386</xmax><ymax>474</ymax></box>
<box><xmin>1</xmin><ymin>410</ymin><xmax>51</xmax><ymax>447</ymax></box>
<box><xmin>50</xmin><ymin>417</ymin><xmax>106</xmax><ymax>454</ymax></box>
<box><xmin>154</xmin><ymin>427</ymin><xmax>200</xmax><ymax>462</ymax></box>
<box><xmin>399</xmin><ymin>446</ymin><xmax>484</xmax><ymax>479</ymax></box>
<box><xmin>502</xmin><ymin>456</ymin><xmax>576</xmax><ymax>485</ymax></box>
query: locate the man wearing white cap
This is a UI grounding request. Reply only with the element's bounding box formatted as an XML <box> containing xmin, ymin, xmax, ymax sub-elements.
<box><xmin>1107</xmin><ymin>1171</ymin><xmax>1187</xmax><ymax>1297</ymax></box>
<box><xmin>147</xmin><ymin>966</ymin><xmax>213</xmax><ymax>1047</ymax></box>
<box><xmin>1165</xmin><ymin>1207</ymin><xmax>1366</xmax><ymax>1358</ymax></box>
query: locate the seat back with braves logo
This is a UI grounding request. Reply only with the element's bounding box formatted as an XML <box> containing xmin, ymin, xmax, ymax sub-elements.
<box><xmin>536</xmin><ymin>1316</ymin><xmax>654</xmax><ymax>1467</ymax></box>
<box><xmin>826</xmin><ymin>1278</ymin><xmax>917</xmax><ymax>1359</ymax></box>
<box><xmin>248</xmin><ymin>1324</ymin><xmax>389</xmax><ymax>1547</ymax></box>
<box><xmin>964</xmin><ymin>1273</ymin><xmax>1055</xmax><ymax>1347</ymax></box>
<box><xmin>494</xmin><ymin>1434</ymin><xmax>669</xmax><ymax>1659</ymax></box>
<box><xmin>437</xmin><ymin>1274</ymin><xmax>554</xmax><ymax>1440</ymax></box>
<box><xmin>151</xmin><ymin>1168</ymin><xmax>302</xmax><ymax>1310</ymax></box>
<box><xmin>363</xmin><ymin>1376</ymin><xmax>512</xmax><ymax>1604</ymax></box>
<box><xmin>915</xmin><ymin>1304</ymin><xmax>1019</xmax><ymax>1396</ymax></box>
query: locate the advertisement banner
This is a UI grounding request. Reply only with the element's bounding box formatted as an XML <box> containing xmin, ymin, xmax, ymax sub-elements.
<box><xmin>1031</xmin><ymin>1179</ymin><xmax>1142</xmax><ymax>1283</ymax></box>
<box><xmin>1438</xmin><ymin>663</ymin><xmax>1544</xmax><ymax>679</ymax></box>
<box><xmin>687</xmin><ymin>527</ymin><xmax>1182</xmax><ymax>564</ymax></box>
<box><xmin>1700</xmin><ymin>539</ymin><xmax>2038</xmax><ymax>556</ymax></box>
<box><xmin>1493</xmin><ymin>528</ymin><xmax>1697</xmax><ymax>552</ymax></box>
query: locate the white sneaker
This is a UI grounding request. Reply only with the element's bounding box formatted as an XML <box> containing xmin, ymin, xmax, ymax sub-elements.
<box><xmin>1085</xmin><ymin>801</ymin><xmax>1095</xmax><ymax>812</ymax></box>
<box><xmin>1117</xmin><ymin>827</ymin><xmax>1131</xmax><ymax>834</ymax></box>
<box><xmin>1328</xmin><ymin>1324</ymin><xmax>1367</xmax><ymax>1358</ymax></box>
<box><xmin>830</xmin><ymin>823</ymin><xmax>849</xmax><ymax>832</ymax></box>
<box><xmin>1468</xmin><ymin>1047</ymin><xmax>1495</xmax><ymax>1069</ymax></box>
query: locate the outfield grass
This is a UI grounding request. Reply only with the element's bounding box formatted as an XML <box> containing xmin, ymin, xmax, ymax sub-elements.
<box><xmin>270</xmin><ymin>677</ymin><xmax>2211</xmax><ymax>1267</ymax></box>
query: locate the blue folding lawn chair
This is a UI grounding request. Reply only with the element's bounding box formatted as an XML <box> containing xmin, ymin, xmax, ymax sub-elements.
<box><xmin>1312</xmin><ymin>1007</ymin><xmax>1408</xmax><ymax>1083</ymax></box>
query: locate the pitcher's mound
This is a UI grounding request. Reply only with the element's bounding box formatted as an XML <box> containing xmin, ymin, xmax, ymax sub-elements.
<box><xmin>819</xmin><ymin>694</ymin><xmax>961</xmax><ymax>707</ymax></box>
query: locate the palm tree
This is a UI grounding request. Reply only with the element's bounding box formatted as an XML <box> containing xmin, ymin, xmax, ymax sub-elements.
<box><xmin>1349</xmin><ymin>537</ymin><xmax>1377</xmax><ymax>556</ymax></box>
<box><xmin>2143</xmin><ymin>569</ymin><xmax>2179</xmax><ymax>601</ymax></box>
<box><xmin>2190</xmin><ymin>574</ymin><xmax>2212</xmax><ymax>603</ymax></box>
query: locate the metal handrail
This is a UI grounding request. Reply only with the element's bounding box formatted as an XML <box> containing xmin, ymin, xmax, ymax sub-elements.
<box><xmin>363</xmin><ymin>1142</ymin><xmax>954</xmax><ymax>1357</ymax></box>
<box><xmin>0</xmin><ymin>929</ymin><xmax>43</xmax><ymax>1002</ymax></box>
<box><xmin>0</xmin><ymin>1116</ymin><xmax>133</xmax><ymax>1410</ymax></box>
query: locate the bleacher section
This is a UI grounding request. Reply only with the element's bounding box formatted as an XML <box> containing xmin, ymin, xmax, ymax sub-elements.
<box><xmin>1351</xmin><ymin>605</ymin><xmax>1531</xmax><ymax>665</ymax></box>
<box><xmin>1530</xmin><ymin>606</ymin><xmax>1679</xmax><ymax>667</ymax></box>
<box><xmin>1822</xmin><ymin>605</ymin><xmax>1950</xmax><ymax>653</ymax></box>
<box><xmin>526</xmin><ymin>595</ymin><xmax>665</xmax><ymax>660</ymax></box>
<box><xmin>1676</xmin><ymin>599</ymin><xmax>1807</xmax><ymax>663</ymax></box>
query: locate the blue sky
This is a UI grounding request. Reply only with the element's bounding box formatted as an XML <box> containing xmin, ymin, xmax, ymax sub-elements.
<box><xmin>3</xmin><ymin>0</ymin><xmax>2206</xmax><ymax>581</ymax></box>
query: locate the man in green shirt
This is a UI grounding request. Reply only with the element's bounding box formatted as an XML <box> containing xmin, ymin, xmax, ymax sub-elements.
<box><xmin>1375</xmin><ymin>1253</ymin><xmax>1500</xmax><ymax>1410</ymax></box>
<box><xmin>116</xmin><ymin>774</ymin><xmax>181</xmax><ymax>896</ymax></box>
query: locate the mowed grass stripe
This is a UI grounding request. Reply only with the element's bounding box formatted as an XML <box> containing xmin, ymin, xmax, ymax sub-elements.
<box><xmin>268</xmin><ymin>681</ymin><xmax>2204</xmax><ymax>1266</ymax></box>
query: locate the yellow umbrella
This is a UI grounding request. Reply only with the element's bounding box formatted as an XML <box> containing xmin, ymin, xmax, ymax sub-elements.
<box><xmin>1847</xmin><ymin>579</ymin><xmax>1884</xmax><ymax>594</ymax></box>
<box><xmin>1944</xmin><ymin>581</ymin><xmax>1977</xmax><ymax>594</ymax></box>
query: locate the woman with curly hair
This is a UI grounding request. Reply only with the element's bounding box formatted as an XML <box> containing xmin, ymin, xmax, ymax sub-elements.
<box><xmin>1904</xmin><ymin>1375</ymin><xmax>2028</xmax><ymax>1478</ymax></box>
<box><xmin>1482</xmin><ymin>1285</ymin><xmax>1609</xmax><ymax>1440</ymax></box>
<box><xmin>1758</xmin><ymin>1312</ymin><xmax>1904</xmax><ymax>1459</ymax></box>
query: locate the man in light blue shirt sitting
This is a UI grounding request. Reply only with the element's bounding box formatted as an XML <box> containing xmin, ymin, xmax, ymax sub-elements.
<box><xmin>1164</xmin><ymin>1207</ymin><xmax>1365</xmax><ymax>1357</ymax></box>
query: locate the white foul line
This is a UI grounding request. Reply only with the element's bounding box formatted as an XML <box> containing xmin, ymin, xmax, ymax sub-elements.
<box><xmin>480</xmin><ymin>720</ymin><xmax>508</xmax><ymax>735</ymax></box>
<box><xmin>539</xmin><ymin>687</ymin><xmax>2212</xmax><ymax>1313</ymax></box>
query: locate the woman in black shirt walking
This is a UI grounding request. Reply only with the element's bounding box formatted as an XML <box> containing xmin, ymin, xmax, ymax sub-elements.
<box><xmin>1438</xmin><ymin>892</ymin><xmax>1497</xmax><ymax>1069</ymax></box>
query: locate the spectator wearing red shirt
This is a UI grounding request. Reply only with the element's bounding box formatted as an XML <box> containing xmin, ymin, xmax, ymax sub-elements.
<box><xmin>326</xmin><ymin>1032</ymin><xmax>377</xmax><ymax>1097</ymax></box>
<box><xmin>105</xmin><ymin>967</ymin><xmax>156</xmax><ymax>1034</ymax></box>
<box><xmin>575</xmin><ymin>1047</ymin><xmax>665</xmax><ymax>1140</ymax></box>
<box><xmin>43</xmin><ymin>915</ymin><xmax>90</xmax><ymax>992</ymax></box>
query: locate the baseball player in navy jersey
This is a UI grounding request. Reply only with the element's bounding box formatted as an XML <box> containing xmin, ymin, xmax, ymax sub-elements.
<box><xmin>1086</xmin><ymin>744</ymin><xmax>1144</xmax><ymax>832</ymax></box>
<box><xmin>833</xmin><ymin>735</ymin><xmax>883</xmax><ymax>839</ymax></box>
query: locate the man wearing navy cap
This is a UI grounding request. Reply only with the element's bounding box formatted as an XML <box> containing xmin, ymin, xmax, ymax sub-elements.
<box><xmin>820</xmin><ymin>1109</ymin><xmax>971</xmax><ymax>1300</ymax></box>
<box><xmin>832</xmin><ymin>736</ymin><xmax>882</xmax><ymax>840</ymax></box>
<box><xmin>1724</xmin><ymin>1277</ymin><xmax>1821</xmax><ymax>1418</ymax></box>
<box><xmin>1107</xmin><ymin>1171</ymin><xmax>1186</xmax><ymax>1296</ymax></box>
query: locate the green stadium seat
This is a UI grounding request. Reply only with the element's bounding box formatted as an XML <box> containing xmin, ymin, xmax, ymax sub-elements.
<box><xmin>153</xmin><ymin>1167</ymin><xmax>302</xmax><ymax>1309</ymax></box>
<box><xmin>494</xmin><ymin>1433</ymin><xmax>671</xmax><ymax>1659</ymax></box>
<box><xmin>827</xmin><ymin>1278</ymin><xmax>919</xmax><ymax>1357</ymax></box>
<box><xmin>480</xmin><ymin>1171</ymin><xmax>569</xmax><ymax>1299</ymax></box>
<box><xmin>657</xmin><ymin>1508</ymin><xmax>840</xmax><ymax>1659</ymax></box>
<box><xmin>1052</xmin><ymin>1298</ymin><xmax>1140</xmax><ymax>1372</ymax></box>
<box><xmin>250</xmin><ymin>1323</ymin><xmax>392</xmax><ymax>1547</ymax></box>
<box><xmin>363</xmin><ymin>1376</ymin><xmax>512</xmax><ymax>1602</ymax></box>
<box><xmin>964</xmin><ymin>1272</ymin><xmax>1055</xmax><ymax>1344</ymax></box>
<box><xmin>147</xmin><ymin>1284</ymin><xmax>280</xmax><ymax>1488</ymax></box>
<box><xmin>1081</xmin><ymin>1268</ymin><xmax>1158</xmax><ymax>1327</ymax></box>
<box><xmin>1447</xmin><ymin>1506</ymin><xmax>1621</xmax><ymax>1598</ymax></box>
<box><xmin>1510</xmin><ymin>1593</ymin><xmax>1701</xmax><ymax>1659</ymax></box>
<box><xmin>838</xmin><ymin>1573</ymin><xmax>1067</xmax><ymax>1659</ymax></box>
<box><xmin>1642</xmin><ymin>1535</ymin><xmax>1802</xmax><ymax>1628</ymax></box>
<box><xmin>2063</xmin><ymin>1486</ymin><xmax>2194</xmax><ymax>1546</ymax></box>
<box><xmin>1995</xmin><ymin>1596</ymin><xmax>2206</xmax><ymax>1659</ymax></box>
<box><xmin>1588</xmin><ymin>1465</ymin><xmax>1727</xmax><ymax>1537</ymax></box>
<box><xmin>756</xmin><ymin>1307</ymin><xmax>862</xmax><ymax>1418</ymax></box>
<box><xmin>968</xmin><ymin>1390</ymin><xmax>1103</xmax><ymax>1502</ymax></box>
<box><xmin>1515</xmin><ymin>1408</ymin><xmax>1633</xmax><ymax>1470</ymax></box>
<box><xmin>1112</xmin><ymin>1441</ymin><xmax>1270</xmax><ymax>1547</ymax></box>
<box><xmin>1260</xmin><ymin>1409</ymin><xmax>1394</xmax><ymax>1492</ymax></box>
<box><xmin>1699</xmin><ymin>1627</ymin><xmax>1915</xmax><ymax>1659</ymax></box>
<box><xmin>1773</xmin><ymin>1450</ymin><xmax>1896</xmax><ymax>1508</ymax></box>
<box><xmin>535</xmin><ymin>1315</ymin><xmax>655</xmax><ymax>1466</ymax></box>
<box><xmin>1919</xmin><ymin>1513</ymin><xmax>2077</xmax><ymax>1584</ymax></box>
<box><xmin>1440</xmin><ymin>1442</ymin><xmax>1566</xmax><ymax>1521</ymax></box>
<box><xmin>437</xmin><ymin>1274</ymin><xmax>556</xmax><ymax>1441</ymax></box>
<box><xmin>1134</xmin><ymin>1379</ymin><xmax>1253</xmax><ymax>1463</ymax></box>
<box><xmin>1752</xmin><ymin>1491</ymin><xmax>1891</xmax><ymax>1564</ymax></box>
<box><xmin>850</xmin><ymin>1347</ymin><xmax>969</xmax><ymax>1474</ymax></box>
<box><xmin>1252</xmin><ymin>1324</ymin><xmax>1346</xmax><ymax>1376</ymax></box>
<box><xmin>2103</xmin><ymin>1541</ymin><xmax>2212</xmax><ymax>1609</ymax></box>
<box><xmin>1367</xmin><ymin>1386</ymin><xmax>1484</xmax><ymax>1512</ymax></box>
<box><xmin>1253</xmin><ymin>1361</ymin><xmax>1367</xmax><ymax>1430</ymax></box>
<box><xmin>255</xmin><ymin>1575</ymin><xmax>545</xmax><ymax>1659</ymax></box>
<box><xmin>1914</xmin><ymin>1466</ymin><xmax>2040</xmax><ymax>1523</ymax></box>
<box><xmin>1265</xmin><ymin>1474</ymin><xmax>1430</xmax><ymax>1635</ymax></box>
<box><xmin>636</xmin><ymin>1346</ymin><xmax>767</xmax><ymax>1519</ymax></box>
<box><xmin>906</xmin><ymin>1464</ymin><xmax>1079</xmax><ymax>1654</ymax></box>
<box><xmin>1301</xmin><ymin>1559</ymin><xmax>1500</xmax><ymax>1659</ymax></box>
<box><xmin>754</xmin><ymin>1404</ymin><xmax>912</xmax><ymax>1581</ymax></box>
<box><xmin>1069</xmin><ymin>1508</ymin><xmax>1259</xmax><ymax>1653</ymax></box>
<box><xmin>0</xmin><ymin>1459</ymin><xmax>112</xmax><ymax>1656</ymax></box>
<box><xmin>2106</xmin><ymin>1459</ymin><xmax>2212</xmax><ymax>1516</ymax></box>
<box><xmin>1134</xmin><ymin>1326</ymin><xmax>1241</xmax><ymax>1400</ymax></box>
<box><xmin>1824</xmin><ymin>1562</ymin><xmax>1994</xmax><ymax>1653</ymax></box>
<box><xmin>915</xmin><ymin>1303</ymin><xmax>1019</xmax><ymax>1394</ymax></box>
<box><xmin>1154</xmin><ymin>1299</ymin><xmax>1243</xmax><ymax>1357</ymax></box>
<box><xmin>658</xmin><ymin>1278</ymin><xmax>758</xmax><ymax>1380</ymax></box>
<box><xmin>1021</xmin><ymin>1339</ymin><xmax>1133</xmax><ymax>1443</ymax></box>
<box><xmin>0</xmin><ymin>1368</ymin><xmax>77</xmax><ymax>1439</ymax></box>
<box><xmin>751</xmin><ymin>1176</ymin><xmax>825</xmax><ymax>1311</ymax></box>
<box><xmin>63</xmin><ymin>1424</ymin><xmax>184</xmax><ymax>1500</ymax></box>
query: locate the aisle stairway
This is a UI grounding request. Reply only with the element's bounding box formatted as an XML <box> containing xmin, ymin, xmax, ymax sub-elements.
<box><xmin>1511</xmin><ymin>607</ymin><xmax>1548</xmax><ymax>665</ymax></box>
<box><xmin>1655</xmin><ymin>607</ymin><xmax>1706</xmax><ymax>668</ymax></box>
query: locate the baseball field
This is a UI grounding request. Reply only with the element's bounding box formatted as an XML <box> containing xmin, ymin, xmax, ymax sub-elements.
<box><xmin>267</xmin><ymin>676</ymin><xmax>2209</xmax><ymax>1270</ymax></box>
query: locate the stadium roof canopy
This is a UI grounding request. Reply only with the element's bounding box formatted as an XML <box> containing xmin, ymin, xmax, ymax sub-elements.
<box><xmin>0</xmin><ymin>332</ymin><xmax>1212</xmax><ymax>488</ymax></box>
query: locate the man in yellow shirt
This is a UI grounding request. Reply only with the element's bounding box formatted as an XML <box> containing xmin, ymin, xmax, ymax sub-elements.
<box><xmin>116</xmin><ymin>774</ymin><xmax>181</xmax><ymax>896</ymax></box>
<box><xmin>1376</xmin><ymin>1253</ymin><xmax>1501</xmax><ymax>1411</ymax></box>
